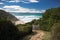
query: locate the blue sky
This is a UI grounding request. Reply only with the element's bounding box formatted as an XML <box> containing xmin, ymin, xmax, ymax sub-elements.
<box><xmin>0</xmin><ymin>0</ymin><xmax>60</xmax><ymax>10</ymax></box>
<box><xmin>0</xmin><ymin>0</ymin><xmax>60</xmax><ymax>23</ymax></box>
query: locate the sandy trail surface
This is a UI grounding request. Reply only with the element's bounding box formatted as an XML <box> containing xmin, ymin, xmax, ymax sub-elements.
<box><xmin>22</xmin><ymin>30</ymin><xmax>45</xmax><ymax>40</ymax></box>
<box><xmin>29</xmin><ymin>30</ymin><xmax>45</xmax><ymax>40</ymax></box>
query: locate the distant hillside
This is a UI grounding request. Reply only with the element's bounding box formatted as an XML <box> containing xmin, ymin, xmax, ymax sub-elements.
<box><xmin>0</xmin><ymin>10</ymin><xmax>19</xmax><ymax>23</ymax></box>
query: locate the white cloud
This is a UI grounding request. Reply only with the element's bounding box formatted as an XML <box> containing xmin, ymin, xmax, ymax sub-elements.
<box><xmin>0</xmin><ymin>2</ymin><xmax>3</xmax><ymax>4</ymax></box>
<box><xmin>2</xmin><ymin>5</ymin><xmax>45</xmax><ymax>13</ymax></box>
<box><xmin>0</xmin><ymin>0</ymin><xmax>39</xmax><ymax>3</ymax></box>
<box><xmin>7</xmin><ymin>0</ymin><xmax>39</xmax><ymax>3</ymax></box>
<box><xmin>21</xmin><ymin>0</ymin><xmax>39</xmax><ymax>3</ymax></box>
<box><xmin>15</xmin><ymin>16</ymin><xmax>41</xmax><ymax>23</ymax></box>
<box><xmin>22</xmin><ymin>1</ymin><xmax>30</xmax><ymax>3</ymax></box>
<box><xmin>29</xmin><ymin>0</ymin><xmax>39</xmax><ymax>3</ymax></box>
<box><xmin>8</xmin><ymin>0</ymin><xmax>20</xmax><ymax>2</ymax></box>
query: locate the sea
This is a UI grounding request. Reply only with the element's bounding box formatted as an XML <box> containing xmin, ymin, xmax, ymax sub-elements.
<box><xmin>11</xmin><ymin>13</ymin><xmax>43</xmax><ymax>23</ymax></box>
<box><xmin>11</xmin><ymin>13</ymin><xmax>43</xmax><ymax>16</ymax></box>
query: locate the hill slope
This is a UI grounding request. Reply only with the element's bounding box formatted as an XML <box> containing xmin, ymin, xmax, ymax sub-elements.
<box><xmin>0</xmin><ymin>10</ymin><xmax>19</xmax><ymax>23</ymax></box>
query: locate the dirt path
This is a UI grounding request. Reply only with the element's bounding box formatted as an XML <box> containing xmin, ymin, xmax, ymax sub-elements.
<box><xmin>29</xmin><ymin>30</ymin><xmax>45</xmax><ymax>40</ymax></box>
<box><xmin>22</xmin><ymin>30</ymin><xmax>45</xmax><ymax>40</ymax></box>
<box><xmin>22</xmin><ymin>30</ymin><xmax>51</xmax><ymax>40</ymax></box>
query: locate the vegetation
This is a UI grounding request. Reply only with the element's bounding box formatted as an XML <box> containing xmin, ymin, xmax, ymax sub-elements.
<box><xmin>0</xmin><ymin>7</ymin><xmax>60</xmax><ymax>40</ymax></box>
<box><xmin>0</xmin><ymin>10</ymin><xmax>32</xmax><ymax>40</ymax></box>
<box><xmin>42</xmin><ymin>32</ymin><xmax>51</xmax><ymax>40</ymax></box>
<box><xmin>0</xmin><ymin>10</ymin><xmax>19</xmax><ymax>22</ymax></box>
<box><xmin>52</xmin><ymin>23</ymin><xmax>60</xmax><ymax>40</ymax></box>
<box><xmin>31</xmin><ymin>7</ymin><xmax>60</xmax><ymax>31</ymax></box>
<box><xmin>0</xmin><ymin>20</ymin><xmax>20</xmax><ymax>40</ymax></box>
<box><xmin>40</xmin><ymin>7</ymin><xmax>60</xmax><ymax>31</ymax></box>
<box><xmin>30</xmin><ymin>7</ymin><xmax>60</xmax><ymax>40</ymax></box>
<box><xmin>17</xmin><ymin>24</ymin><xmax>32</xmax><ymax>38</ymax></box>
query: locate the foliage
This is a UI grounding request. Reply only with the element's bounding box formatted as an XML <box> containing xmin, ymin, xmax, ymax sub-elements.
<box><xmin>0</xmin><ymin>10</ymin><xmax>18</xmax><ymax>22</ymax></box>
<box><xmin>0</xmin><ymin>20</ymin><xmax>20</xmax><ymax>40</ymax></box>
<box><xmin>0</xmin><ymin>10</ymin><xmax>32</xmax><ymax>40</ymax></box>
<box><xmin>40</xmin><ymin>7</ymin><xmax>60</xmax><ymax>31</ymax></box>
<box><xmin>31</xmin><ymin>7</ymin><xmax>60</xmax><ymax>31</ymax></box>
<box><xmin>41</xmin><ymin>8</ymin><xmax>60</xmax><ymax>31</ymax></box>
<box><xmin>51</xmin><ymin>22</ymin><xmax>60</xmax><ymax>40</ymax></box>
<box><xmin>17</xmin><ymin>24</ymin><xmax>32</xmax><ymax>38</ymax></box>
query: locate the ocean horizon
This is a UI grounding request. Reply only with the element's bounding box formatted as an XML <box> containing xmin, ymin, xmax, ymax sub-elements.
<box><xmin>10</xmin><ymin>13</ymin><xmax>43</xmax><ymax>23</ymax></box>
<box><xmin>11</xmin><ymin>13</ymin><xmax>43</xmax><ymax>16</ymax></box>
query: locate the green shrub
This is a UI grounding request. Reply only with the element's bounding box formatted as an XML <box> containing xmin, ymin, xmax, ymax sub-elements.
<box><xmin>39</xmin><ymin>7</ymin><xmax>60</xmax><ymax>31</ymax></box>
<box><xmin>51</xmin><ymin>23</ymin><xmax>60</xmax><ymax>40</ymax></box>
<box><xmin>0</xmin><ymin>20</ymin><xmax>20</xmax><ymax>40</ymax></box>
<box><xmin>17</xmin><ymin>24</ymin><xmax>32</xmax><ymax>37</ymax></box>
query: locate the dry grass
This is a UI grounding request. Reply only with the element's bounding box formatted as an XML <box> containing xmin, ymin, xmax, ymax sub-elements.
<box><xmin>42</xmin><ymin>32</ymin><xmax>52</xmax><ymax>40</ymax></box>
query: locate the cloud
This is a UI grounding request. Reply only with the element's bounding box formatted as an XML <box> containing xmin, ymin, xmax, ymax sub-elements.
<box><xmin>2</xmin><ymin>5</ymin><xmax>45</xmax><ymax>13</ymax></box>
<box><xmin>29</xmin><ymin>0</ymin><xmax>39</xmax><ymax>3</ymax></box>
<box><xmin>15</xmin><ymin>16</ymin><xmax>41</xmax><ymax>23</ymax></box>
<box><xmin>21</xmin><ymin>0</ymin><xmax>39</xmax><ymax>3</ymax></box>
<box><xmin>0</xmin><ymin>0</ymin><xmax>39</xmax><ymax>3</ymax></box>
<box><xmin>7</xmin><ymin>0</ymin><xmax>39</xmax><ymax>3</ymax></box>
<box><xmin>8</xmin><ymin>0</ymin><xmax>20</xmax><ymax>2</ymax></box>
<box><xmin>0</xmin><ymin>2</ymin><xmax>3</xmax><ymax>4</ymax></box>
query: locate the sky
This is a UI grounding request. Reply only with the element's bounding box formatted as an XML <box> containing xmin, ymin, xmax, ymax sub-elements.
<box><xmin>0</xmin><ymin>0</ymin><xmax>60</xmax><ymax>23</ymax></box>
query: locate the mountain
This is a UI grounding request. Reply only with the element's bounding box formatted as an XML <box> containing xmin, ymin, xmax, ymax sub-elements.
<box><xmin>0</xmin><ymin>10</ymin><xmax>19</xmax><ymax>23</ymax></box>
